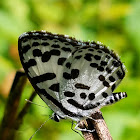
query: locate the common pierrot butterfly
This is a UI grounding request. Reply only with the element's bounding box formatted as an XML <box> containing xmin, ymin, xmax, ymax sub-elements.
<box><xmin>18</xmin><ymin>30</ymin><xmax>127</xmax><ymax>128</ymax></box>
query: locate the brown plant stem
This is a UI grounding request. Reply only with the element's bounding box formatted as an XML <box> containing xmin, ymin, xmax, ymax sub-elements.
<box><xmin>14</xmin><ymin>91</ymin><xmax>36</xmax><ymax>130</ymax></box>
<box><xmin>0</xmin><ymin>70</ymin><xmax>36</xmax><ymax>140</ymax></box>
<box><xmin>79</xmin><ymin>110</ymin><xmax>113</xmax><ymax>140</ymax></box>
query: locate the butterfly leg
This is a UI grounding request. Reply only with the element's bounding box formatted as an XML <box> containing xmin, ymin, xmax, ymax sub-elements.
<box><xmin>71</xmin><ymin>121</ymin><xmax>84</xmax><ymax>138</ymax></box>
<box><xmin>101</xmin><ymin>92</ymin><xmax>127</xmax><ymax>107</ymax></box>
<box><xmin>75</xmin><ymin>121</ymin><xmax>95</xmax><ymax>132</ymax></box>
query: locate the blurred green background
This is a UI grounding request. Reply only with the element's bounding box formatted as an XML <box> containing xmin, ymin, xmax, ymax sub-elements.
<box><xmin>0</xmin><ymin>0</ymin><xmax>140</xmax><ymax>140</ymax></box>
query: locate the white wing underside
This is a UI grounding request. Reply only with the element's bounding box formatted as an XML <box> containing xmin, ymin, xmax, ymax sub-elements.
<box><xmin>18</xmin><ymin>31</ymin><xmax>126</xmax><ymax>121</ymax></box>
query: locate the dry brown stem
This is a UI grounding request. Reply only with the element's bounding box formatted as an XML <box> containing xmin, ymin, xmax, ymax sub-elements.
<box><xmin>0</xmin><ymin>70</ymin><xmax>36</xmax><ymax>140</ymax></box>
<box><xmin>79</xmin><ymin>110</ymin><xmax>113</xmax><ymax>140</ymax></box>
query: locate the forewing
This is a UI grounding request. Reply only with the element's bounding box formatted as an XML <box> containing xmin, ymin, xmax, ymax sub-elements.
<box><xmin>18</xmin><ymin>31</ymin><xmax>77</xmax><ymax>116</ymax></box>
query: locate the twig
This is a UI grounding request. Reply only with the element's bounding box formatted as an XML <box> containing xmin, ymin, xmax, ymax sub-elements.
<box><xmin>0</xmin><ymin>70</ymin><xmax>27</xmax><ymax>140</ymax></box>
<box><xmin>79</xmin><ymin>110</ymin><xmax>113</xmax><ymax>140</ymax></box>
<box><xmin>0</xmin><ymin>70</ymin><xmax>36</xmax><ymax>140</ymax></box>
<box><xmin>14</xmin><ymin>91</ymin><xmax>36</xmax><ymax>130</ymax></box>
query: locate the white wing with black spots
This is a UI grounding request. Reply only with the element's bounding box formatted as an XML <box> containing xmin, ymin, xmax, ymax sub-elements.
<box><xmin>59</xmin><ymin>45</ymin><xmax>126</xmax><ymax>119</ymax></box>
<box><xmin>18</xmin><ymin>31</ymin><xmax>127</xmax><ymax>122</ymax></box>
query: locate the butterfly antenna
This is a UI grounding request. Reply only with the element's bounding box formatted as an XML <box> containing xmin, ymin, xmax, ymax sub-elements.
<box><xmin>29</xmin><ymin>118</ymin><xmax>50</xmax><ymax>140</ymax></box>
<box><xmin>25</xmin><ymin>99</ymin><xmax>48</xmax><ymax>108</ymax></box>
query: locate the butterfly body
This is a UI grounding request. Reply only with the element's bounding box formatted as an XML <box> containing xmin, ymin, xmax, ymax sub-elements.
<box><xmin>18</xmin><ymin>31</ymin><xmax>127</xmax><ymax>122</ymax></box>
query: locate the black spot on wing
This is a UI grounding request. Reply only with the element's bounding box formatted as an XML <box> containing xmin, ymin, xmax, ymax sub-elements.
<box><xmin>102</xmin><ymin>92</ymin><xmax>108</xmax><ymax>98</ymax></box>
<box><xmin>71</xmin><ymin>69</ymin><xmax>79</xmax><ymax>79</ymax></box>
<box><xmin>90</xmin><ymin>63</ymin><xmax>98</xmax><ymax>68</ymax></box>
<box><xmin>63</xmin><ymin>72</ymin><xmax>71</xmax><ymax>79</ymax></box>
<box><xmin>80</xmin><ymin>93</ymin><xmax>87</xmax><ymax>99</ymax></box>
<box><xmin>75</xmin><ymin>83</ymin><xmax>90</xmax><ymax>90</ymax></box>
<box><xmin>94</xmin><ymin>55</ymin><xmax>101</xmax><ymax>60</ymax></box>
<box><xmin>49</xmin><ymin>83</ymin><xmax>59</xmax><ymax>92</ymax></box>
<box><xmin>41</xmin><ymin>42</ymin><xmax>50</xmax><ymax>46</ymax></box>
<box><xmin>103</xmin><ymin>81</ymin><xmax>110</xmax><ymax>87</ymax></box>
<box><xmin>100</xmin><ymin>61</ymin><xmax>107</xmax><ymax>66</ymax></box>
<box><xmin>25</xmin><ymin>59</ymin><xmax>37</xmax><ymax>68</ymax></box>
<box><xmin>67</xmin><ymin>99</ymin><xmax>83</xmax><ymax>109</ymax></box>
<box><xmin>67</xmin><ymin>99</ymin><xmax>97</xmax><ymax>110</ymax></box>
<box><xmin>75</xmin><ymin>55</ymin><xmax>82</xmax><ymax>59</ymax></box>
<box><xmin>97</xmin><ymin>66</ymin><xmax>104</xmax><ymax>72</ymax></box>
<box><xmin>110</xmin><ymin>99</ymin><xmax>114</xmax><ymax>103</ymax></box>
<box><xmin>64</xmin><ymin>91</ymin><xmax>75</xmax><ymax>97</ymax></box>
<box><xmin>51</xmin><ymin>44</ymin><xmax>60</xmax><ymax>48</ymax></box>
<box><xmin>98</xmin><ymin>75</ymin><xmax>105</xmax><ymax>81</ymax></box>
<box><xmin>88</xmin><ymin>48</ymin><xmax>94</xmax><ymax>52</ymax></box>
<box><xmin>111</xmin><ymin>84</ymin><xmax>116</xmax><ymax>92</ymax></box>
<box><xmin>84</xmin><ymin>53</ymin><xmax>93</xmax><ymax>61</ymax></box>
<box><xmin>57</xmin><ymin>58</ymin><xmax>66</xmax><ymax>65</ymax></box>
<box><xmin>33</xmin><ymin>49</ymin><xmax>42</xmax><ymax>57</ymax></box>
<box><xmin>61</xmin><ymin>47</ymin><xmax>71</xmax><ymax>52</ymax></box>
<box><xmin>112</xmin><ymin>60</ymin><xmax>120</xmax><ymax>67</ymax></box>
<box><xmin>42</xmin><ymin>51</ymin><xmax>51</xmax><ymax>62</ymax></box>
<box><xmin>97</xmin><ymin>50</ymin><xmax>102</xmax><ymax>53</ymax></box>
<box><xmin>22</xmin><ymin>44</ymin><xmax>31</xmax><ymax>53</ymax></box>
<box><xmin>116</xmin><ymin>70</ymin><xmax>124</xmax><ymax>79</ymax></box>
<box><xmin>32</xmin><ymin>42</ymin><xmax>40</xmax><ymax>47</ymax></box>
<box><xmin>106</xmin><ymin>67</ymin><xmax>112</xmax><ymax>73</ymax></box>
<box><xmin>32</xmin><ymin>73</ymin><xmax>56</xmax><ymax>84</ymax></box>
<box><xmin>84</xmin><ymin>104</ymin><xmax>97</xmax><ymax>110</ymax></box>
<box><xmin>22</xmin><ymin>38</ymin><xmax>28</xmax><ymax>43</ymax></box>
<box><xmin>65</xmin><ymin>62</ymin><xmax>71</xmax><ymax>69</ymax></box>
<box><xmin>88</xmin><ymin>93</ymin><xmax>95</xmax><ymax>100</ymax></box>
<box><xmin>109</xmin><ymin>76</ymin><xmax>115</xmax><ymax>82</ymax></box>
<box><xmin>50</xmin><ymin>49</ymin><xmax>61</xmax><ymax>56</ymax></box>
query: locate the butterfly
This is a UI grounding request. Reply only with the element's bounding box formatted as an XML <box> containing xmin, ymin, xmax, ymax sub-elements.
<box><xmin>18</xmin><ymin>30</ymin><xmax>127</xmax><ymax>129</ymax></box>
